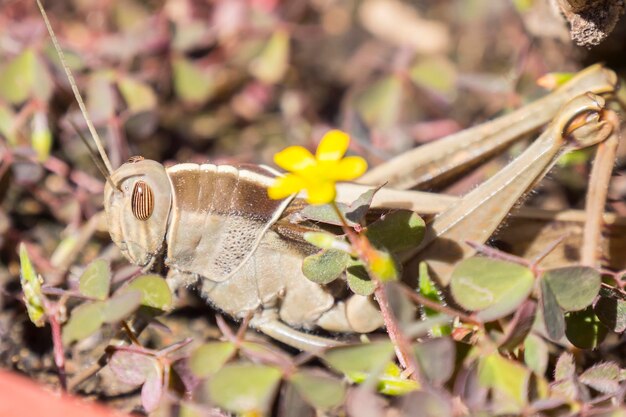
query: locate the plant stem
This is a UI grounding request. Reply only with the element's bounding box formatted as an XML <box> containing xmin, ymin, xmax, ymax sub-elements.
<box><xmin>330</xmin><ymin>202</ymin><xmax>421</xmax><ymax>381</ymax></box>
<box><xmin>46</xmin><ymin>305</ymin><xmax>67</xmax><ymax>391</ymax></box>
<box><xmin>581</xmin><ymin>110</ymin><xmax>619</xmax><ymax>267</ymax></box>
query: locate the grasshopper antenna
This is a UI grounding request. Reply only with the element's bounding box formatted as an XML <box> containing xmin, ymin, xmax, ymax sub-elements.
<box><xmin>69</xmin><ymin>121</ymin><xmax>119</xmax><ymax>190</ymax></box>
<box><xmin>36</xmin><ymin>0</ymin><xmax>114</xmax><ymax>175</ymax></box>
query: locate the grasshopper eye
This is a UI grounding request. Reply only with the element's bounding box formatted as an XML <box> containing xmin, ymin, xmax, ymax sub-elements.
<box><xmin>128</xmin><ymin>155</ymin><xmax>144</xmax><ymax>163</ymax></box>
<box><xmin>131</xmin><ymin>180</ymin><xmax>154</xmax><ymax>221</ymax></box>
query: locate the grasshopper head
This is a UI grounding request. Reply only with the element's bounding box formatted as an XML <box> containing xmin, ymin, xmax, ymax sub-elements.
<box><xmin>104</xmin><ymin>158</ymin><xmax>172</xmax><ymax>268</ymax></box>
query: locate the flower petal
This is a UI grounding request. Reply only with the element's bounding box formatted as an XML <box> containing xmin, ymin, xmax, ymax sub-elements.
<box><xmin>316</xmin><ymin>130</ymin><xmax>350</xmax><ymax>161</ymax></box>
<box><xmin>274</xmin><ymin>146</ymin><xmax>316</xmax><ymax>172</ymax></box>
<box><xmin>305</xmin><ymin>181</ymin><xmax>336</xmax><ymax>205</ymax></box>
<box><xmin>267</xmin><ymin>174</ymin><xmax>306</xmax><ymax>200</ymax></box>
<box><xmin>334</xmin><ymin>156</ymin><xmax>368</xmax><ymax>180</ymax></box>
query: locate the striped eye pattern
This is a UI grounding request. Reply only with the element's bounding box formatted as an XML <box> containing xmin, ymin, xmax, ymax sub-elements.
<box><xmin>131</xmin><ymin>180</ymin><xmax>154</xmax><ymax>221</ymax></box>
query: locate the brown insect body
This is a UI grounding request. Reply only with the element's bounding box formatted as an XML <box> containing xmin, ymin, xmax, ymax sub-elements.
<box><xmin>104</xmin><ymin>159</ymin><xmax>383</xmax><ymax>348</ymax></box>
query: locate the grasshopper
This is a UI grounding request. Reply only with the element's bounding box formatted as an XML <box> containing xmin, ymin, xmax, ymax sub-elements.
<box><xmin>36</xmin><ymin>2</ymin><xmax>623</xmax><ymax>352</ymax></box>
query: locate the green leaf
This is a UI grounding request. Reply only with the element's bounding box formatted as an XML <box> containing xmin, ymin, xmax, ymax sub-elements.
<box><xmin>302</xmin><ymin>249</ymin><xmax>350</xmax><ymax>284</ymax></box>
<box><xmin>19</xmin><ymin>243</ymin><xmax>45</xmax><ymax>327</ymax></box>
<box><xmin>0</xmin><ymin>103</ymin><xmax>17</xmax><ymax>146</ymax></box>
<box><xmin>289</xmin><ymin>370</ymin><xmax>346</xmax><ymax>411</ymax></box>
<box><xmin>418</xmin><ymin>262</ymin><xmax>451</xmax><ymax>337</ymax></box>
<box><xmin>0</xmin><ymin>49</ymin><xmax>50</xmax><ymax>104</ymax></box>
<box><xmin>540</xmin><ymin>278</ymin><xmax>565</xmax><ymax>341</ymax></box>
<box><xmin>366</xmin><ymin>210</ymin><xmax>425</xmax><ymax>253</ymax></box>
<box><xmin>554</xmin><ymin>351</ymin><xmax>576</xmax><ymax>380</ymax></box>
<box><xmin>172</xmin><ymin>57</ymin><xmax>216</xmax><ymax>105</ymax></box>
<box><xmin>189</xmin><ymin>342</ymin><xmax>236</xmax><ymax>377</ymax></box>
<box><xmin>79</xmin><ymin>259</ymin><xmax>111</xmax><ymax>300</ymax></box>
<box><xmin>409</xmin><ymin>56</ymin><xmax>456</xmax><ymax>96</ymax></box>
<box><xmin>523</xmin><ymin>334</ymin><xmax>548</xmax><ymax>375</ymax></box>
<box><xmin>450</xmin><ymin>257</ymin><xmax>534</xmax><ymax>317</ymax></box>
<box><xmin>595</xmin><ymin>295</ymin><xmax>626</xmax><ymax>333</ymax></box>
<box><xmin>62</xmin><ymin>302</ymin><xmax>105</xmax><ymax>345</ymax></box>
<box><xmin>249</xmin><ymin>29</ymin><xmax>290</xmax><ymax>84</ymax></box>
<box><xmin>207</xmin><ymin>363</ymin><xmax>282</xmax><ymax>414</ymax></box>
<box><xmin>124</xmin><ymin>274</ymin><xmax>173</xmax><ymax>310</ymax></box>
<box><xmin>565</xmin><ymin>307</ymin><xmax>608</xmax><ymax>349</ymax></box>
<box><xmin>344</xmin><ymin>187</ymin><xmax>381</xmax><ymax>224</ymax></box>
<box><xmin>413</xmin><ymin>338</ymin><xmax>455</xmax><ymax>386</ymax></box>
<box><xmin>323</xmin><ymin>341</ymin><xmax>394</xmax><ymax>379</ymax></box>
<box><xmin>118</xmin><ymin>76</ymin><xmax>157</xmax><ymax>113</ymax></box>
<box><xmin>102</xmin><ymin>290</ymin><xmax>142</xmax><ymax>323</ymax></box>
<box><xmin>377</xmin><ymin>363</ymin><xmax>420</xmax><ymax>395</ymax></box>
<box><xmin>478</xmin><ymin>353</ymin><xmax>530</xmax><ymax>409</ymax></box>
<box><xmin>579</xmin><ymin>362</ymin><xmax>621</xmax><ymax>394</ymax></box>
<box><xmin>346</xmin><ymin>260</ymin><xmax>375</xmax><ymax>296</ymax></box>
<box><xmin>542</xmin><ymin>266</ymin><xmax>601</xmax><ymax>312</ymax></box>
<box><xmin>356</xmin><ymin>75</ymin><xmax>403</xmax><ymax>129</ymax></box>
<box><xmin>300</xmin><ymin>204</ymin><xmax>358</xmax><ymax>227</ymax></box>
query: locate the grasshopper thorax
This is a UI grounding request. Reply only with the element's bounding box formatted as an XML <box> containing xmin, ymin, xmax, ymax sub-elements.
<box><xmin>104</xmin><ymin>159</ymin><xmax>172</xmax><ymax>268</ymax></box>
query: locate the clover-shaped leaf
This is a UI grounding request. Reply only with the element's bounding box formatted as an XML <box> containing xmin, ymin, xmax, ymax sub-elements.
<box><xmin>542</xmin><ymin>266</ymin><xmax>600</xmax><ymax>312</ymax></box>
<box><xmin>78</xmin><ymin>259</ymin><xmax>111</xmax><ymax>300</ymax></box>
<box><xmin>346</xmin><ymin>260</ymin><xmax>375</xmax><ymax>296</ymax></box>
<box><xmin>302</xmin><ymin>249</ymin><xmax>350</xmax><ymax>284</ymax></box>
<box><xmin>289</xmin><ymin>369</ymin><xmax>346</xmax><ymax>411</ymax></box>
<box><xmin>565</xmin><ymin>307</ymin><xmax>608</xmax><ymax>349</ymax></box>
<box><xmin>123</xmin><ymin>274</ymin><xmax>173</xmax><ymax>310</ymax></box>
<box><xmin>450</xmin><ymin>257</ymin><xmax>534</xmax><ymax>319</ymax></box>
<box><xmin>62</xmin><ymin>302</ymin><xmax>105</xmax><ymax>345</ymax></box>
<box><xmin>366</xmin><ymin>210</ymin><xmax>425</xmax><ymax>253</ymax></box>
<box><xmin>189</xmin><ymin>342</ymin><xmax>236</xmax><ymax>377</ymax></box>
<box><xmin>207</xmin><ymin>363</ymin><xmax>282</xmax><ymax>415</ymax></box>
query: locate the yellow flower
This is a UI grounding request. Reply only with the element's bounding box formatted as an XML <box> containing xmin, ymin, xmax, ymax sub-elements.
<box><xmin>268</xmin><ymin>130</ymin><xmax>368</xmax><ymax>204</ymax></box>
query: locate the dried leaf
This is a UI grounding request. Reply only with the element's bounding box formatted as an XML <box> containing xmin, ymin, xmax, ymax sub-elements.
<box><xmin>109</xmin><ymin>350</ymin><xmax>158</xmax><ymax>386</ymax></box>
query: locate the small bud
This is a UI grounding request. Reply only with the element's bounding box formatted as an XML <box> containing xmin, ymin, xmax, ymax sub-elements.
<box><xmin>31</xmin><ymin>111</ymin><xmax>52</xmax><ymax>162</ymax></box>
<box><xmin>19</xmin><ymin>243</ymin><xmax>46</xmax><ymax>327</ymax></box>
<box><xmin>369</xmin><ymin>250</ymin><xmax>398</xmax><ymax>282</ymax></box>
<box><xmin>304</xmin><ymin>232</ymin><xmax>352</xmax><ymax>253</ymax></box>
<box><xmin>536</xmin><ymin>72</ymin><xmax>574</xmax><ymax>90</ymax></box>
